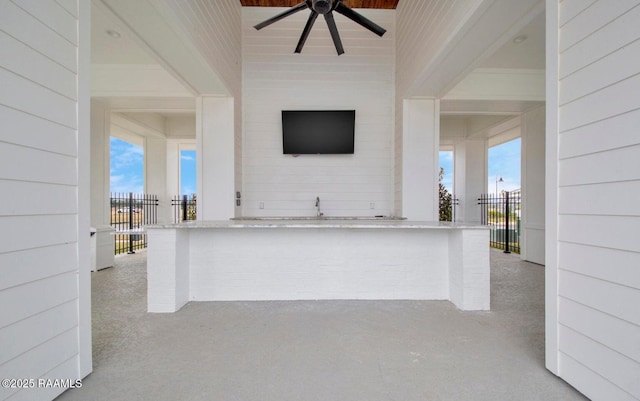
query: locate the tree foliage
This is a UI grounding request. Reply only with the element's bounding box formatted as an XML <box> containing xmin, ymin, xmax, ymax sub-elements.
<box><xmin>439</xmin><ymin>168</ymin><xmax>453</xmax><ymax>221</ymax></box>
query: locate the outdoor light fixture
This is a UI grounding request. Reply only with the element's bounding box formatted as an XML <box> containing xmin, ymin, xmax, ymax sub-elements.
<box><xmin>512</xmin><ymin>34</ymin><xmax>527</xmax><ymax>44</ymax></box>
<box><xmin>106</xmin><ymin>29</ymin><xmax>121</xmax><ymax>39</ymax></box>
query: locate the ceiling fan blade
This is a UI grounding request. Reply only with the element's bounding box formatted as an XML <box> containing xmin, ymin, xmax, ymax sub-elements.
<box><xmin>254</xmin><ymin>1</ymin><xmax>308</xmax><ymax>30</ymax></box>
<box><xmin>295</xmin><ymin>11</ymin><xmax>319</xmax><ymax>54</ymax></box>
<box><xmin>324</xmin><ymin>11</ymin><xmax>344</xmax><ymax>55</ymax></box>
<box><xmin>334</xmin><ymin>2</ymin><xmax>386</xmax><ymax>37</ymax></box>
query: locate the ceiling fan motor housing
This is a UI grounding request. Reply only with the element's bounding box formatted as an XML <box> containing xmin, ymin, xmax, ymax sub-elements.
<box><xmin>255</xmin><ymin>0</ymin><xmax>385</xmax><ymax>55</ymax></box>
<box><xmin>311</xmin><ymin>0</ymin><xmax>334</xmax><ymax>14</ymax></box>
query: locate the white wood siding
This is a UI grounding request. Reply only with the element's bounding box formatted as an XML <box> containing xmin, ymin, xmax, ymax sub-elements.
<box><xmin>241</xmin><ymin>8</ymin><xmax>395</xmax><ymax>217</ymax></box>
<box><xmin>0</xmin><ymin>0</ymin><xmax>82</xmax><ymax>399</ymax></box>
<box><xmin>556</xmin><ymin>1</ymin><xmax>640</xmax><ymax>399</ymax></box>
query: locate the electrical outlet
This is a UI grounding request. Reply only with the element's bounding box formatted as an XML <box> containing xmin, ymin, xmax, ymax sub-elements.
<box><xmin>259</xmin><ymin>202</ymin><xmax>264</xmax><ymax>209</ymax></box>
<box><xmin>370</xmin><ymin>202</ymin><xmax>375</xmax><ymax>209</ymax></box>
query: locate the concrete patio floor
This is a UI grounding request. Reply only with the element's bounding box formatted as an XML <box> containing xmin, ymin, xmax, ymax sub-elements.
<box><xmin>56</xmin><ymin>249</ymin><xmax>587</xmax><ymax>401</ymax></box>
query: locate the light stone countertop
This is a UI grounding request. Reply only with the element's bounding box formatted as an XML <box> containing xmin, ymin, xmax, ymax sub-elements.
<box><xmin>147</xmin><ymin>218</ymin><xmax>488</xmax><ymax>230</ymax></box>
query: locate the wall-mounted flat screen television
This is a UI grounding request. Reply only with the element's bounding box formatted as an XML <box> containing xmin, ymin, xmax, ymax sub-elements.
<box><xmin>282</xmin><ymin>110</ymin><xmax>355</xmax><ymax>154</ymax></box>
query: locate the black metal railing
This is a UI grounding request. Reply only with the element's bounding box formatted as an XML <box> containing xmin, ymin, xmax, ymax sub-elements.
<box><xmin>478</xmin><ymin>189</ymin><xmax>521</xmax><ymax>253</ymax></box>
<box><xmin>110</xmin><ymin>192</ymin><xmax>158</xmax><ymax>255</ymax></box>
<box><xmin>171</xmin><ymin>195</ymin><xmax>197</xmax><ymax>223</ymax></box>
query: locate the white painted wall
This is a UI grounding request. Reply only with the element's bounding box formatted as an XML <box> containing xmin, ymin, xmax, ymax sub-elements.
<box><xmin>242</xmin><ymin>8</ymin><xmax>395</xmax><ymax>217</ymax></box>
<box><xmin>0</xmin><ymin>1</ymin><xmax>91</xmax><ymax>400</ymax></box>
<box><xmin>520</xmin><ymin>106</ymin><xmax>544</xmax><ymax>264</ymax></box>
<box><xmin>547</xmin><ymin>1</ymin><xmax>640</xmax><ymax>399</ymax></box>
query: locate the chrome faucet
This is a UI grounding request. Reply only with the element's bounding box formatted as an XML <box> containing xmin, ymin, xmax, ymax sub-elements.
<box><xmin>315</xmin><ymin>196</ymin><xmax>323</xmax><ymax>217</ymax></box>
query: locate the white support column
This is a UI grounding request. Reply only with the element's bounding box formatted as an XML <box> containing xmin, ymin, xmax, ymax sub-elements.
<box><xmin>545</xmin><ymin>0</ymin><xmax>559</xmax><ymax>375</ymax></box>
<box><xmin>196</xmin><ymin>97</ymin><xmax>236</xmax><ymax>220</ymax></box>
<box><xmin>145</xmin><ymin>136</ymin><xmax>169</xmax><ymax>224</ymax></box>
<box><xmin>402</xmin><ymin>99</ymin><xmax>440</xmax><ymax>221</ymax></box>
<box><xmin>90</xmin><ymin>99</ymin><xmax>111</xmax><ymax>227</ymax></box>
<box><xmin>521</xmin><ymin>106</ymin><xmax>545</xmax><ymax>264</ymax></box>
<box><xmin>454</xmin><ymin>139</ymin><xmax>487</xmax><ymax>224</ymax></box>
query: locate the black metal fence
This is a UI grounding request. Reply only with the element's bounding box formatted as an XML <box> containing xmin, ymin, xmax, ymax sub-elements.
<box><xmin>110</xmin><ymin>192</ymin><xmax>158</xmax><ymax>255</ymax></box>
<box><xmin>171</xmin><ymin>195</ymin><xmax>197</xmax><ymax>223</ymax></box>
<box><xmin>478</xmin><ymin>189</ymin><xmax>521</xmax><ymax>253</ymax></box>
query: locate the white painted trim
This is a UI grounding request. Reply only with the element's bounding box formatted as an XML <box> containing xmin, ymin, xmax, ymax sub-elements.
<box><xmin>78</xmin><ymin>0</ymin><xmax>92</xmax><ymax>378</ymax></box>
<box><xmin>545</xmin><ymin>0</ymin><xmax>560</xmax><ymax>376</ymax></box>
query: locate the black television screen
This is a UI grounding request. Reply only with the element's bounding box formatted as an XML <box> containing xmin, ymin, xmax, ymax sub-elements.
<box><xmin>282</xmin><ymin>110</ymin><xmax>355</xmax><ymax>154</ymax></box>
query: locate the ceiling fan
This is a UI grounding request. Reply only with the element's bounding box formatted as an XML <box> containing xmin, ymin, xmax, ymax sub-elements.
<box><xmin>254</xmin><ymin>0</ymin><xmax>387</xmax><ymax>55</ymax></box>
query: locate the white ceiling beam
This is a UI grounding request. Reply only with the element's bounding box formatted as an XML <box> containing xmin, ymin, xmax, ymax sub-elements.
<box><xmin>443</xmin><ymin>68</ymin><xmax>545</xmax><ymax>102</ymax></box>
<box><xmin>91</xmin><ymin>64</ymin><xmax>194</xmax><ymax>98</ymax></box>
<box><xmin>111</xmin><ymin>112</ymin><xmax>166</xmax><ymax>140</ymax></box>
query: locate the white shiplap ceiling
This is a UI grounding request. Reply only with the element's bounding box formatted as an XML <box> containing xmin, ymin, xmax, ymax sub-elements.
<box><xmin>480</xmin><ymin>12</ymin><xmax>545</xmax><ymax>70</ymax></box>
<box><xmin>91</xmin><ymin>5</ymin><xmax>156</xmax><ymax>64</ymax></box>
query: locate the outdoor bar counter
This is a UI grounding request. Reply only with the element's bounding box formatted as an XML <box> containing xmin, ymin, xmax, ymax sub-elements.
<box><xmin>146</xmin><ymin>218</ymin><xmax>490</xmax><ymax>313</ymax></box>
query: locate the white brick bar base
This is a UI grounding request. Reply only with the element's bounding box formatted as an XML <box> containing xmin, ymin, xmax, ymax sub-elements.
<box><xmin>147</xmin><ymin>220</ymin><xmax>490</xmax><ymax>312</ymax></box>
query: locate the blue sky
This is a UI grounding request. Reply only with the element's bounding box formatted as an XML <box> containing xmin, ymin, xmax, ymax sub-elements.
<box><xmin>439</xmin><ymin>150</ymin><xmax>454</xmax><ymax>191</ymax></box>
<box><xmin>439</xmin><ymin>138</ymin><xmax>521</xmax><ymax>195</ymax></box>
<box><xmin>488</xmin><ymin>138</ymin><xmax>521</xmax><ymax>193</ymax></box>
<box><xmin>110</xmin><ymin>137</ymin><xmax>197</xmax><ymax>196</ymax></box>
<box><xmin>110</xmin><ymin>137</ymin><xmax>144</xmax><ymax>194</ymax></box>
<box><xmin>180</xmin><ymin>150</ymin><xmax>197</xmax><ymax>196</ymax></box>
<box><xmin>112</xmin><ymin>137</ymin><xmax>519</xmax><ymax>197</ymax></box>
